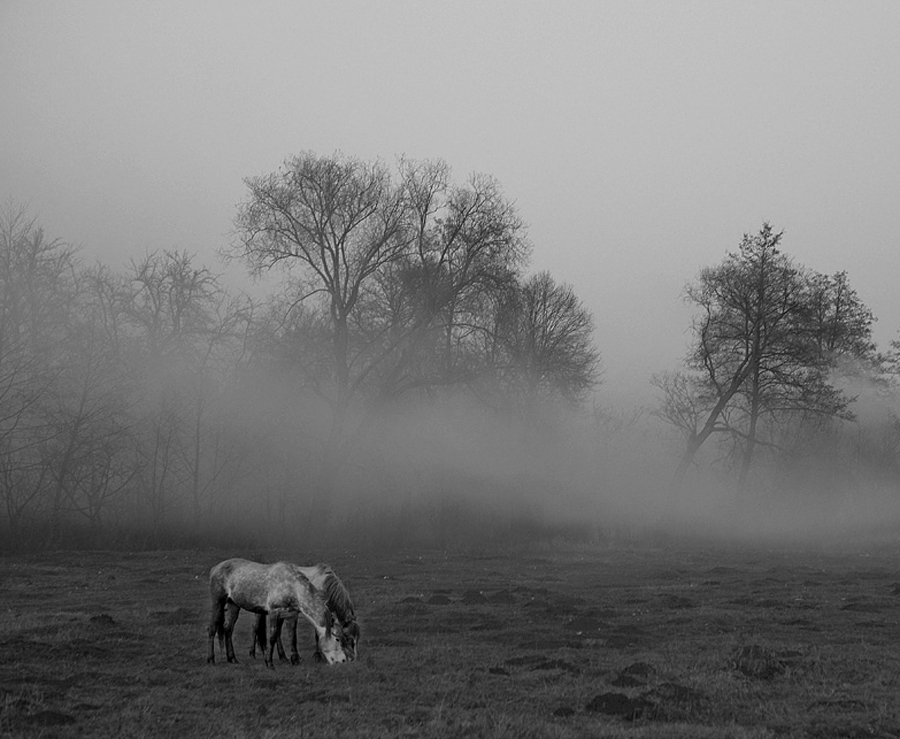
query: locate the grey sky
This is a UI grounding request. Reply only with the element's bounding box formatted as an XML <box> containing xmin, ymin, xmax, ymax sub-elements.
<box><xmin>2</xmin><ymin>1</ymin><xmax>898</xmax><ymax>405</ymax></box>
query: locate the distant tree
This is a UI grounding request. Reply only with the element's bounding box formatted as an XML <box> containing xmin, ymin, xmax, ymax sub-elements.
<box><xmin>659</xmin><ymin>223</ymin><xmax>874</xmax><ymax>490</ymax></box>
<box><xmin>491</xmin><ymin>271</ymin><xmax>601</xmax><ymax>408</ymax></box>
<box><xmin>230</xmin><ymin>152</ymin><xmax>529</xmax><ymax>524</ymax></box>
<box><xmin>117</xmin><ymin>249</ymin><xmax>252</xmax><ymax>540</ymax></box>
<box><xmin>354</xmin><ymin>164</ymin><xmax>529</xmax><ymax>399</ymax></box>
<box><xmin>42</xmin><ymin>288</ymin><xmax>137</xmax><ymax>543</ymax></box>
<box><xmin>870</xmin><ymin>332</ymin><xmax>900</xmax><ymax>488</ymax></box>
<box><xmin>231</xmin><ymin>153</ymin><xmax>412</xmax><ymax>513</ymax></box>
<box><xmin>0</xmin><ymin>202</ymin><xmax>80</xmax><ymax>548</ymax></box>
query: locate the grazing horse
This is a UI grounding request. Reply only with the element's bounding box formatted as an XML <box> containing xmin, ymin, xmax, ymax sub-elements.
<box><xmin>207</xmin><ymin>558</ymin><xmax>347</xmax><ymax>667</ymax></box>
<box><xmin>249</xmin><ymin>563</ymin><xmax>360</xmax><ymax>662</ymax></box>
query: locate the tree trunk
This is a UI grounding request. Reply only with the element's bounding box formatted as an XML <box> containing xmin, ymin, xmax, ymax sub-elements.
<box><xmin>673</xmin><ymin>434</ymin><xmax>705</xmax><ymax>488</ymax></box>
<box><xmin>738</xmin><ymin>385</ymin><xmax>761</xmax><ymax>494</ymax></box>
<box><xmin>671</xmin><ymin>361</ymin><xmax>753</xmax><ymax>490</ymax></box>
<box><xmin>738</xmin><ymin>324</ymin><xmax>764</xmax><ymax>494</ymax></box>
<box><xmin>312</xmin><ymin>395</ymin><xmax>348</xmax><ymax>538</ymax></box>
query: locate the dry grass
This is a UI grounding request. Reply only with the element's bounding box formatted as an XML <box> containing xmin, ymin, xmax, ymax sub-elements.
<box><xmin>1</xmin><ymin>541</ymin><xmax>900</xmax><ymax>738</ymax></box>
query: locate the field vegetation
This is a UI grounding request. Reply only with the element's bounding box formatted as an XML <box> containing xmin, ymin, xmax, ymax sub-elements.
<box><xmin>2</xmin><ymin>540</ymin><xmax>900</xmax><ymax>738</ymax></box>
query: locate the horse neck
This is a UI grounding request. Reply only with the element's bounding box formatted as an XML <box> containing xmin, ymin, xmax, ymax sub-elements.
<box><xmin>292</xmin><ymin>581</ymin><xmax>330</xmax><ymax>635</ymax></box>
<box><xmin>321</xmin><ymin>572</ymin><xmax>354</xmax><ymax>626</ymax></box>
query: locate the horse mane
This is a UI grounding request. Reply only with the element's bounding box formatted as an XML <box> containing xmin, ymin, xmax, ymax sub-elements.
<box><xmin>314</xmin><ymin>564</ymin><xmax>356</xmax><ymax>627</ymax></box>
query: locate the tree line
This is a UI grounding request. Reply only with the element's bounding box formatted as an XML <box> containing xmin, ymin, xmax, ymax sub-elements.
<box><xmin>1</xmin><ymin>152</ymin><xmax>898</xmax><ymax>551</ymax></box>
<box><xmin>0</xmin><ymin>152</ymin><xmax>600</xmax><ymax>550</ymax></box>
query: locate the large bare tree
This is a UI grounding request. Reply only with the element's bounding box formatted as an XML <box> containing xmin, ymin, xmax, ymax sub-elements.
<box><xmin>658</xmin><ymin>223</ymin><xmax>873</xmax><ymax>490</ymax></box>
<box><xmin>230</xmin><ymin>152</ymin><xmax>530</xmax><ymax>523</ymax></box>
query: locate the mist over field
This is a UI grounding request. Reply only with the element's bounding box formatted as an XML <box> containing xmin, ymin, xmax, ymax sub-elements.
<box><xmin>2</xmin><ymin>3</ymin><xmax>900</xmax><ymax>552</ymax></box>
<box><xmin>107</xmin><ymin>345</ymin><xmax>900</xmax><ymax>551</ymax></box>
<box><xmin>2</xmin><ymin>194</ymin><xmax>900</xmax><ymax>552</ymax></box>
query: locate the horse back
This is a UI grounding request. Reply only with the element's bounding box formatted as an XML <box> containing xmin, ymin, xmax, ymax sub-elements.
<box><xmin>209</xmin><ymin>558</ymin><xmax>271</xmax><ymax>613</ymax></box>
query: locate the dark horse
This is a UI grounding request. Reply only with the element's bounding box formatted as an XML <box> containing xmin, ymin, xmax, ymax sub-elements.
<box><xmin>207</xmin><ymin>558</ymin><xmax>347</xmax><ymax>667</ymax></box>
<box><xmin>248</xmin><ymin>562</ymin><xmax>360</xmax><ymax>663</ymax></box>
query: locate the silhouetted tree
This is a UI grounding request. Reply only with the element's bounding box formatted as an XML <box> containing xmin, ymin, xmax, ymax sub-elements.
<box><xmin>0</xmin><ymin>202</ymin><xmax>80</xmax><ymax>547</ymax></box>
<box><xmin>230</xmin><ymin>152</ymin><xmax>529</xmax><ymax>525</ymax></box>
<box><xmin>117</xmin><ymin>250</ymin><xmax>252</xmax><ymax>541</ymax></box>
<box><xmin>659</xmin><ymin>223</ymin><xmax>874</xmax><ymax>491</ymax></box>
<box><xmin>492</xmin><ymin>271</ymin><xmax>601</xmax><ymax>408</ymax></box>
<box><xmin>231</xmin><ymin>153</ymin><xmax>412</xmax><ymax>517</ymax></box>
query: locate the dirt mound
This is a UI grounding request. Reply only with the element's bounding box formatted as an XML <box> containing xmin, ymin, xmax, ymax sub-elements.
<box><xmin>585</xmin><ymin>692</ymin><xmax>650</xmax><ymax>720</ymax></box>
<box><xmin>611</xmin><ymin>661</ymin><xmax>656</xmax><ymax>687</ymax></box>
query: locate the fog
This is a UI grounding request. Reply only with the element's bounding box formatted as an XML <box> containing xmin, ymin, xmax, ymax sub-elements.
<box><xmin>2</xmin><ymin>3</ymin><xmax>899</xmax><ymax>550</ymax></box>
<box><xmin>172</xmin><ymin>351</ymin><xmax>900</xmax><ymax>551</ymax></box>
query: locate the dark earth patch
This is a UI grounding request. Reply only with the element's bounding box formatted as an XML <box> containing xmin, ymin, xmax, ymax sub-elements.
<box><xmin>585</xmin><ymin>692</ymin><xmax>650</xmax><ymax>720</ymax></box>
<box><xmin>461</xmin><ymin>590</ymin><xmax>487</xmax><ymax>604</ymax></box>
<box><xmin>840</xmin><ymin>599</ymin><xmax>885</xmax><ymax>612</ymax></box>
<box><xmin>527</xmin><ymin>658</ymin><xmax>580</xmax><ymax>674</ymax></box>
<box><xmin>88</xmin><ymin>613</ymin><xmax>116</xmax><ymax>626</ymax></box>
<box><xmin>611</xmin><ymin>661</ymin><xmax>656</xmax><ymax>687</ymax></box>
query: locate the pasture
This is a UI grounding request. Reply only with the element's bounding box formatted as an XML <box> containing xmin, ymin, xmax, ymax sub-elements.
<box><xmin>1</xmin><ymin>540</ymin><xmax>899</xmax><ymax>738</ymax></box>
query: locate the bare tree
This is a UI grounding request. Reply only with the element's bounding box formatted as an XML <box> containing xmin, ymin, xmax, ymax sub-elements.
<box><xmin>231</xmin><ymin>153</ymin><xmax>411</xmax><ymax>512</ymax></box>
<box><xmin>230</xmin><ymin>152</ymin><xmax>530</xmax><ymax>525</ymax></box>
<box><xmin>353</xmin><ymin>165</ymin><xmax>529</xmax><ymax>399</ymax></box>
<box><xmin>660</xmin><ymin>223</ymin><xmax>874</xmax><ymax>491</ymax></box>
<box><xmin>0</xmin><ymin>202</ymin><xmax>80</xmax><ymax>548</ymax></box>
<box><xmin>491</xmin><ymin>271</ymin><xmax>602</xmax><ymax>409</ymax></box>
<box><xmin>119</xmin><ymin>250</ymin><xmax>231</xmax><ymax>541</ymax></box>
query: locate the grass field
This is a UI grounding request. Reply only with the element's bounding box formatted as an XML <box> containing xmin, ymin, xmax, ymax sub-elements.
<box><xmin>1</xmin><ymin>539</ymin><xmax>900</xmax><ymax>738</ymax></box>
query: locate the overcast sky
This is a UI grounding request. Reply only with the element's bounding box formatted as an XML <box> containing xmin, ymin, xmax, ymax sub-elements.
<box><xmin>2</xmin><ymin>1</ymin><xmax>898</xmax><ymax>406</ymax></box>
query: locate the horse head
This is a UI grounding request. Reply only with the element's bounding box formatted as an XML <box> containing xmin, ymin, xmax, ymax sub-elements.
<box><xmin>339</xmin><ymin>619</ymin><xmax>360</xmax><ymax>660</ymax></box>
<box><xmin>316</xmin><ymin>618</ymin><xmax>348</xmax><ymax>664</ymax></box>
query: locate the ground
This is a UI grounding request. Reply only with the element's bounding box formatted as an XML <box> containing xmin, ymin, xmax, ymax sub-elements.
<box><xmin>1</xmin><ymin>538</ymin><xmax>900</xmax><ymax>738</ymax></box>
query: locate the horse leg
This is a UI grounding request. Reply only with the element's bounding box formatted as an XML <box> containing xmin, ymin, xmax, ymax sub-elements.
<box><xmin>311</xmin><ymin>623</ymin><xmax>323</xmax><ymax>662</ymax></box>
<box><xmin>257</xmin><ymin>612</ymin><xmax>287</xmax><ymax>661</ymax></box>
<box><xmin>224</xmin><ymin>602</ymin><xmax>240</xmax><ymax>663</ymax></box>
<box><xmin>207</xmin><ymin>598</ymin><xmax>225</xmax><ymax>664</ymax></box>
<box><xmin>250</xmin><ymin>612</ymin><xmax>265</xmax><ymax>658</ymax></box>
<box><xmin>273</xmin><ymin>612</ymin><xmax>287</xmax><ymax>662</ymax></box>
<box><xmin>275</xmin><ymin>618</ymin><xmax>288</xmax><ymax>662</ymax></box>
<box><xmin>289</xmin><ymin>615</ymin><xmax>300</xmax><ymax>665</ymax></box>
<box><xmin>266</xmin><ymin>615</ymin><xmax>283</xmax><ymax>669</ymax></box>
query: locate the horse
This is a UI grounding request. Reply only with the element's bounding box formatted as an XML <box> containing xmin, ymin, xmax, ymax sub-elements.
<box><xmin>206</xmin><ymin>558</ymin><xmax>347</xmax><ymax>667</ymax></box>
<box><xmin>248</xmin><ymin>562</ymin><xmax>360</xmax><ymax>663</ymax></box>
